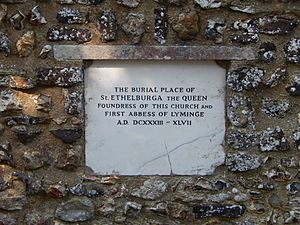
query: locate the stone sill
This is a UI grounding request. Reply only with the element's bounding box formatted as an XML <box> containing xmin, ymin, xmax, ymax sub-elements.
<box><xmin>54</xmin><ymin>45</ymin><xmax>257</xmax><ymax>61</ymax></box>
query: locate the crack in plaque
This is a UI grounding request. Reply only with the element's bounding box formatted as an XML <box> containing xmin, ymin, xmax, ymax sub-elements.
<box><xmin>164</xmin><ymin>141</ymin><xmax>173</xmax><ymax>175</ymax></box>
<box><xmin>137</xmin><ymin>128</ymin><xmax>224</xmax><ymax>172</ymax></box>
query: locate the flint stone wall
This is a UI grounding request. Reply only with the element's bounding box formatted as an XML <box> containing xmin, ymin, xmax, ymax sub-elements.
<box><xmin>0</xmin><ymin>0</ymin><xmax>300</xmax><ymax>224</ymax></box>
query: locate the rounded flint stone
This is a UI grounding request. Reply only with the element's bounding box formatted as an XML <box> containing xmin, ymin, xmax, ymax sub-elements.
<box><xmin>57</xmin><ymin>7</ymin><xmax>83</xmax><ymax>24</ymax></box>
<box><xmin>284</xmin><ymin>38</ymin><xmax>300</xmax><ymax>64</ymax></box>
<box><xmin>259</xmin><ymin>127</ymin><xmax>289</xmax><ymax>151</ymax></box>
<box><xmin>193</xmin><ymin>204</ymin><xmax>246</xmax><ymax>219</ymax></box>
<box><xmin>227</xmin><ymin>67</ymin><xmax>265</xmax><ymax>92</ymax></box>
<box><xmin>50</xmin><ymin>127</ymin><xmax>82</xmax><ymax>143</ymax></box>
<box><xmin>56</xmin><ymin>197</ymin><xmax>95</xmax><ymax>222</ymax></box>
<box><xmin>225</xmin><ymin>152</ymin><xmax>261</xmax><ymax>172</ymax></box>
<box><xmin>0</xmin><ymin>212</ymin><xmax>17</xmax><ymax>225</ymax></box>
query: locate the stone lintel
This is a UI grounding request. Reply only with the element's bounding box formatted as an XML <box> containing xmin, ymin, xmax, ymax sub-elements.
<box><xmin>54</xmin><ymin>45</ymin><xmax>257</xmax><ymax>61</ymax></box>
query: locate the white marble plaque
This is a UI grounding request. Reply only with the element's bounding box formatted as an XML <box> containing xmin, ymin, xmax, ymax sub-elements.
<box><xmin>85</xmin><ymin>61</ymin><xmax>226</xmax><ymax>175</ymax></box>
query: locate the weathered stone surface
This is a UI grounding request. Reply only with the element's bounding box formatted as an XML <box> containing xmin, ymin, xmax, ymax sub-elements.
<box><xmin>0</xmin><ymin>32</ymin><xmax>10</xmax><ymax>56</ymax></box>
<box><xmin>168</xmin><ymin>0</ymin><xmax>187</xmax><ymax>6</ymax></box>
<box><xmin>227</xmin><ymin>129</ymin><xmax>258</xmax><ymax>150</ymax></box>
<box><xmin>0</xmin><ymin>165</ymin><xmax>27</xmax><ymax>211</ymax></box>
<box><xmin>117</xmin><ymin>0</ymin><xmax>140</xmax><ymax>8</ymax></box>
<box><xmin>234</xmin><ymin>192</ymin><xmax>249</xmax><ymax>203</ymax></box>
<box><xmin>226</xmin><ymin>153</ymin><xmax>261</xmax><ymax>172</ymax></box>
<box><xmin>154</xmin><ymin>8</ymin><xmax>168</xmax><ymax>44</ymax></box>
<box><xmin>194</xmin><ymin>178</ymin><xmax>216</xmax><ymax>191</ymax></box>
<box><xmin>284</xmin><ymin>38</ymin><xmax>300</xmax><ymax>64</ymax></box>
<box><xmin>248</xmin><ymin>201</ymin><xmax>265</xmax><ymax>213</ymax></box>
<box><xmin>131</xmin><ymin>179</ymin><xmax>167</xmax><ymax>200</ymax></box>
<box><xmin>23</xmin><ymin>150</ymin><xmax>49</xmax><ymax>170</ymax></box>
<box><xmin>76</xmin><ymin>0</ymin><xmax>103</xmax><ymax>5</ymax></box>
<box><xmin>265</xmin><ymin>66</ymin><xmax>286</xmax><ymax>87</ymax></box>
<box><xmin>287</xmin><ymin>182</ymin><xmax>300</xmax><ymax>194</ymax></box>
<box><xmin>0</xmin><ymin>149</ymin><xmax>13</xmax><ymax>166</ymax></box>
<box><xmin>9</xmin><ymin>76</ymin><xmax>35</xmax><ymax>89</ymax></box>
<box><xmin>205</xmin><ymin>18</ymin><xmax>226</xmax><ymax>44</ymax></box>
<box><xmin>264</xmin><ymin>166</ymin><xmax>291</xmax><ymax>181</ymax></box>
<box><xmin>293</xmin><ymin>130</ymin><xmax>300</xmax><ymax>150</ymax></box>
<box><xmin>47</xmin><ymin>183</ymin><xmax>68</xmax><ymax>198</ymax></box>
<box><xmin>57</xmin><ymin>7</ymin><xmax>83</xmax><ymax>24</ymax></box>
<box><xmin>54</xmin><ymin>45</ymin><xmax>256</xmax><ymax>61</ymax></box>
<box><xmin>261</xmin><ymin>97</ymin><xmax>290</xmax><ymax>118</ymax></box>
<box><xmin>55</xmin><ymin>145</ymin><xmax>81</xmax><ymax>169</ymax></box>
<box><xmin>98</xmin><ymin>198</ymin><xmax>115</xmax><ymax>215</ymax></box>
<box><xmin>289</xmin><ymin>196</ymin><xmax>300</xmax><ymax>207</ymax></box>
<box><xmin>259</xmin><ymin>127</ymin><xmax>289</xmax><ymax>152</ymax></box>
<box><xmin>122</xmin><ymin>13</ymin><xmax>146</xmax><ymax>44</ymax></box>
<box><xmin>172</xmin><ymin>10</ymin><xmax>199</xmax><ymax>40</ymax></box>
<box><xmin>285</xmin><ymin>210</ymin><xmax>300</xmax><ymax>223</ymax></box>
<box><xmin>0</xmin><ymin>65</ymin><xmax>26</xmax><ymax>76</ymax></box>
<box><xmin>124</xmin><ymin>201</ymin><xmax>142</xmax><ymax>216</ymax></box>
<box><xmin>230</xmin><ymin>33</ymin><xmax>259</xmax><ymax>44</ymax></box>
<box><xmin>47</xmin><ymin>26</ymin><xmax>92</xmax><ymax>43</ymax></box>
<box><xmin>227</xmin><ymin>95</ymin><xmax>254</xmax><ymax>128</ymax></box>
<box><xmin>51</xmin><ymin>127</ymin><xmax>82</xmax><ymax>143</ymax></box>
<box><xmin>0</xmin><ymin>76</ymin><xmax>9</xmax><ymax>87</ymax></box>
<box><xmin>286</xmin><ymin>74</ymin><xmax>300</xmax><ymax>95</ymax></box>
<box><xmin>64</xmin><ymin>89</ymin><xmax>82</xmax><ymax>115</ymax></box>
<box><xmin>16</xmin><ymin>31</ymin><xmax>35</xmax><ymax>57</ymax></box>
<box><xmin>13</xmin><ymin>126</ymin><xmax>42</xmax><ymax>143</ymax></box>
<box><xmin>259</xmin><ymin>42</ymin><xmax>276</xmax><ymax>63</ymax></box>
<box><xmin>0</xmin><ymin>123</ymin><xmax>5</xmax><ymax>136</ymax></box>
<box><xmin>149</xmin><ymin>202</ymin><xmax>167</xmax><ymax>215</ymax></box>
<box><xmin>193</xmin><ymin>204</ymin><xmax>246</xmax><ymax>218</ymax></box>
<box><xmin>268</xmin><ymin>193</ymin><xmax>282</xmax><ymax>208</ymax></box>
<box><xmin>286</xmin><ymin>84</ymin><xmax>300</xmax><ymax>95</ymax></box>
<box><xmin>0</xmin><ymin>4</ymin><xmax>7</xmax><ymax>23</ymax></box>
<box><xmin>0</xmin><ymin>195</ymin><xmax>27</xmax><ymax>211</ymax></box>
<box><xmin>17</xmin><ymin>174</ymin><xmax>43</xmax><ymax>195</ymax></box>
<box><xmin>258</xmin><ymin>16</ymin><xmax>298</xmax><ymax>35</ymax></box>
<box><xmin>195</xmin><ymin>0</ymin><xmax>221</xmax><ymax>9</ymax></box>
<box><xmin>5</xmin><ymin>115</ymin><xmax>49</xmax><ymax>126</ymax></box>
<box><xmin>281</xmin><ymin>157</ymin><xmax>297</xmax><ymax>168</ymax></box>
<box><xmin>232</xmin><ymin>16</ymin><xmax>298</xmax><ymax>35</ymax></box>
<box><xmin>194</xmin><ymin>178</ymin><xmax>227</xmax><ymax>192</ymax></box>
<box><xmin>0</xmin><ymin>213</ymin><xmax>17</xmax><ymax>225</ymax></box>
<box><xmin>39</xmin><ymin>45</ymin><xmax>52</xmax><ymax>59</ymax></box>
<box><xmin>55</xmin><ymin>197</ymin><xmax>95</xmax><ymax>222</ymax></box>
<box><xmin>0</xmin><ymin>139</ymin><xmax>11</xmax><ymax>152</ymax></box>
<box><xmin>10</xmin><ymin>10</ymin><xmax>25</xmax><ymax>30</ymax></box>
<box><xmin>227</xmin><ymin>67</ymin><xmax>265</xmax><ymax>92</ymax></box>
<box><xmin>258</xmin><ymin>181</ymin><xmax>275</xmax><ymax>191</ymax></box>
<box><xmin>98</xmin><ymin>10</ymin><xmax>117</xmax><ymax>42</ymax></box>
<box><xmin>30</xmin><ymin>5</ymin><xmax>47</xmax><ymax>25</ymax></box>
<box><xmin>70</xmin><ymin>183</ymin><xmax>105</xmax><ymax>197</ymax></box>
<box><xmin>233</xmin><ymin>17</ymin><xmax>254</xmax><ymax>32</ymax></box>
<box><xmin>0</xmin><ymin>90</ymin><xmax>22</xmax><ymax>112</ymax></box>
<box><xmin>25</xmin><ymin>209</ymin><xmax>53</xmax><ymax>225</ymax></box>
<box><xmin>53</xmin><ymin>117</ymin><xmax>67</xmax><ymax>125</ymax></box>
<box><xmin>0</xmin><ymin>138</ymin><xmax>14</xmax><ymax>166</ymax></box>
<box><xmin>33</xmin><ymin>94</ymin><xmax>52</xmax><ymax>112</ymax></box>
<box><xmin>214</xmin><ymin>180</ymin><xmax>227</xmax><ymax>191</ymax></box>
<box><xmin>229</xmin><ymin>2</ymin><xmax>256</xmax><ymax>14</ymax></box>
<box><xmin>37</xmin><ymin>67</ymin><xmax>83</xmax><ymax>87</ymax></box>
<box><xmin>167</xmin><ymin>202</ymin><xmax>188</xmax><ymax>219</ymax></box>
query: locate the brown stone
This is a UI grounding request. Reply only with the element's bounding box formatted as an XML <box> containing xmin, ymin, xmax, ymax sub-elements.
<box><xmin>50</xmin><ymin>127</ymin><xmax>82</xmax><ymax>144</ymax></box>
<box><xmin>16</xmin><ymin>31</ymin><xmax>35</xmax><ymax>57</ymax></box>
<box><xmin>172</xmin><ymin>10</ymin><xmax>199</xmax><ymax>40</ymax></box>
<box><xmin>0</xmin><ymin>165</ymin><xmax>27</xmax><ymax>211</ymax></box>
